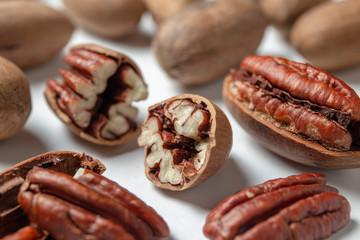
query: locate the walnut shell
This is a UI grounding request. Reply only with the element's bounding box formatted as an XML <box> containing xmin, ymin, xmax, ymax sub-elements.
<box><xmin>63</xmin><ymin>0</ymin><xmax>144</xmax><ymax>39</ymax></box>
<box><xmin>290</xmin><ymin>0</ymin><xmax>360</xmax><ymax>71</ymax></box>
<box><xmin>0</xmin><ymin>56</ymin><xmax>31</xmax><ymax>140</ymax></box>
<box><xmin>152</xmin><ymin>0</ymin><xmax>267</xmax><ymax>85</ymax></box>
<box><xmin>0</xmin><ymin>1</ymin><xmax>74</xmax><ymax>69</ymax></box>
<box><xmin>138</xmin><ymin>94</ymin><xmax>233</xmax><ymax>191</ymax></box>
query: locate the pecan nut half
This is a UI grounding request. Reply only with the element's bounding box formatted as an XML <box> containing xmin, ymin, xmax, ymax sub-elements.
<box><xmin>138</xmin><ymin>94</ymin><xmax>233</xmax><ymax>191</ymax></box>
<box><xmin>45</xmin><ymin>43</ymin><xmax>148</xmax><ymax>146</ymax></box>
<box><xmin>203</xmin><ymin>173</ymin><xmax>351</xmax><ymax>240</ymax></box>
<box><xmin>0</xmin><ymin>151</ymin><xmax>105</xmax><ymax>238</ymax></box>
<box><xmin>223</xmin><ymin>55</ymin><xmax>360</xmax><ymax>168</ymax></box>
<box><xmin>18</xmin><ymin>167</ymin><xmax>170</xmax><ymax>240</ymax></box>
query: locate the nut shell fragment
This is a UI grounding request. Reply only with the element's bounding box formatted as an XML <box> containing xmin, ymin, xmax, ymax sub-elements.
<box><xmin>138</xmin><ymin>94</ymin><xmax>233</xmax><ymax>191</ymax></box>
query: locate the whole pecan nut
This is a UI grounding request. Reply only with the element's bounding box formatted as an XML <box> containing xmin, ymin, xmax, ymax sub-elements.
<box><xmin>223</xmin><ymin>55</ymin><xmax>360</xmax><ymax>168</ymax></box>
<box><xmin>203</xmin><ymin>173</ymin><xmax>351</xmax><ymax>240</ymax></box>
<box><xmin>45</xmin><ymin>43</ymin><xmax>148</xmax><ymax>146</ymax></box>
<box><xmin>0</xmin><ymin>151</ymin><xmax>105</xmax><ymax>238</ymax></box>
<box><xmin>18</xmin><ymin>167</ymin><xmax>170</xmax><ymax>240</ymax></box>
<box><xmin>138</xmin><ymin>94</ymin><xmax>233</xmax><ymax>191</ymax></box>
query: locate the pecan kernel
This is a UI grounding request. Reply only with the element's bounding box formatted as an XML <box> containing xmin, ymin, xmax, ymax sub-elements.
<box><xmin>18</xmin><ymin>167</ymin><xmax>169</xmax><ymax>240</ymax></box>
<box><xmin>0</xmin><ymin>151</ymin><xmax>104</xmax><ymax>238</ymax></box>
<box><xmin>227</xmin><ymin>55</ymin><xmax>360</xmax><ymax>151</ymax></box>
<box><xmin>203</xmin><ymin>173</ymin><xmax>350</xmax><ymax>240</ymax></box>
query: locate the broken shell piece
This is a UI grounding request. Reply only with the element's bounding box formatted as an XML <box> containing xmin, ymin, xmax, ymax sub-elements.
<box><xmin>138</xmin><ymin>94</ymin><xmax>233</xmax><ymax>191</ymax></box>
<box><xmin>45</xmin><ymin>44</ymin><xmax>148</xmax><ymax>146</ymax></box>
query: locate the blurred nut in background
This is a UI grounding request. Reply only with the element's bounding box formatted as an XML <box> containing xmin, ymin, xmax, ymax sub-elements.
<box><xmin>259</xmin><ymin>0</ymin><xmax>328</xmax><ymax>38</ymax></box>
<box><xmin>0</xmin><ymin>1</ymin><xmax>74</xmax><ymax>69</ymax></box>
<box><xmin>63</xmin><ymin>0</ymin><xmax>144</xmax><ymax>39</ymax></box>
<box><xmin>0</xmin><ymin>56</ymin><xmax>31</xmax><ymax>140</ymax></box>
<box><xmin>144</xmin><ymin>0</ymin><xmax>201</xmax><ymax>25</ymax></box>
<box><xmin>290</xmin><ymin>0</ymin><xmax>360</xmax><ymax>71</ymax></box>
<box><xmin>152</xmin><ymin>0</ymin><xmax>267</xmax><ymax>85</ymax></box>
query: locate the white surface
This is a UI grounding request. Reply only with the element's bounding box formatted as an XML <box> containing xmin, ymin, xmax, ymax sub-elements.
<box><xmin>1</xmin><ymin>2</ymin><xmax>360</xmax><ymax>239</ymax></box>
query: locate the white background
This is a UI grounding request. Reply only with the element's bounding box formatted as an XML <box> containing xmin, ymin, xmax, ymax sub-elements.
<box><xmin>1</xmin><ymin>1</ymin><xmax>360</xmax><ymax>239</ymax></box>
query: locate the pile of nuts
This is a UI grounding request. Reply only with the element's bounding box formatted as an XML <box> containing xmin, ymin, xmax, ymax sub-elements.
<box><xmin>0</xmin><ymin>0</ymin><xmax>359</xmax><ymax>239</ymax></box>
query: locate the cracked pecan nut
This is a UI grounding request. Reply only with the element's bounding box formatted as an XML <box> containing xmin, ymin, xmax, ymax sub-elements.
<box><xmin>203</xmin><ymin>173</ymin><xmax>351</xmax><ymax>240</ymax></box>
<box><xmin>138</xmin><ymin>94</ymin><xmax>233</xmax><ymax>191</ymax></box>
<box><xmin>18</xmin><ymin>167</ymin><xmax>170</xmax><ymax>240</ymax></box>
<box><xmin>45</xmin><ymin>43</ymin><xmax>148</xmax><ymax>146</ymax></box>
<box><xmin>223</xmin><ymin>55</ymin><xmax>360</xmax><ymax>168</ymax></box>
<box><xmin>0</xmin><ymin>151</ymin><xmax>104</xmax><ymax>238</ymax></box>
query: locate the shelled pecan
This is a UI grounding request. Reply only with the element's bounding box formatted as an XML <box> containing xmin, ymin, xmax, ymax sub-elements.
<box><xmin>138</xmin><ymin>94</ymin><xmax>233</xmax><ymax>191</ymax></box>
<box><xmin>223</xmin><ymin>55</ymin><xmax>360</xmax><ymax>168</ymax></box>
<box><xmin>45</xmin><ymin>44</ymin><xmax>148</xmax><ymax>145</ymax></box>
<box><xmin>18</xmin><ymin>167</ymin><xmax>170</xmax><ymax>240</ymax></box>
<box><xmin>203</xmin><ymin>173</ymin><xmax>351</xmax><ymax>240</ymax></box>
<box><xmin>0</xmin><ymin>151</ymin><xmax>105</xmax><ymax>238</ymax></box>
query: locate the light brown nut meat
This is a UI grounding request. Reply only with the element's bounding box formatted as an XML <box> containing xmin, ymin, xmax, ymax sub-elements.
<box><xmin>18</xmin><ymin>167</ymin><xmax>170</xmax><ymax>240</ymax></box>
<box><xmin>138</xmin><ymin>94</ymin><xmax>233</xmax><ymax>191</ymax></box>
<box><xmin>223</xmin><ymin>55</ymin><xmax>360</xmax><ymax>168</ymax></box>
<box><xmin>0</xmin><ymin>151</ymin><xmax>105</xmax><ymax>238</ymax></box>
<box><xmin>203</xmin><ymin>173</ymin><xmax>351</xmax><ymax>240</ymax></box>
<box><xmin>0</xmin><ymin>56</ymin><xmax>31</xmax><ymax>140</ymax></box>
<box><xmin>0</xmin><ymin>1</ymin><xmax>73</xmax><ymax>69</ymax></box>
<box><xmin>45</xmin><ymin>44</ymin><xmax>148</xmax><ymax>146</ymax></box>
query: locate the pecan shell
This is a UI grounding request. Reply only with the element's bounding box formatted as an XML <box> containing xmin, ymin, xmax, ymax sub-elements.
<box><xmin>138</xmin><ymin>94</ymin><xmax>233</xmax><ymax>191</ymax></box>
<box><xmin>203</xmin><ymin>173</ymin><xmax>350</xmax><ymax>240</ymax></box>
<box><xmin>0</xmin><ymin>151</ymin><xmax>105</xmax><ymax>238</ymax></box>
<box><xmin>223</xmin><ymin>55</ymin><xmax>360</xmax><ymax>168</ymax></box>
<box><xmin>45</xmin><ymin>43</ymin><xmax>148</xmax><ymax>146</ymax></box>
<box><xmin>18</xmin><ymin>167</ymin><xmax>169</xmax><ymax>240</ymax></box>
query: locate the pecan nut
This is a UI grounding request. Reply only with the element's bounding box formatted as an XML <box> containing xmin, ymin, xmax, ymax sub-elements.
<box><xmin>0</xmin><ymin>151</ymin><xmax>104</xmax><ymax>238</ymax></box>
<box><xmin>18</xmin><ymin>167</ymin><xmax>170</xmax><ymax>240</ymax></box>
<box><xmin>138</xmin><ymin>94</ymin><xmax>233</xmax><ymax>191</ymax></box>
<box><xmin>203</xmin><ymin>173</ymin><xmax>351</xmax><ymax>240</ymax></box>
<box><xmin>223</xmin><ymin>55</ymin><xmax>360</xmax><ymax>168</ymax></box>
<box><xmin>45</xmin><ymin>43</ymin><xmax>148</xmax><ymax>146</ymax></box>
